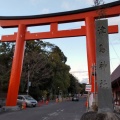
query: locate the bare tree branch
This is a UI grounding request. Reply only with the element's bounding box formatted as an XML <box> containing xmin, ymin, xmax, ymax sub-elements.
<box><xmin>93</xmin><ymin>0</ymin><xmax>106</xmax><ymax>19</ymax></box>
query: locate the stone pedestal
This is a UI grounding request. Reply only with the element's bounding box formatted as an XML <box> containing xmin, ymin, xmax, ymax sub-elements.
<box><xmin>2</xmin><ymin>106</ymin><xmax>21</xmax><ymax>112</ymax></box>
<box><xmin>80</xmin><ymin>112</ymin><xmax>120</xmax><ymax>120</ymax></box>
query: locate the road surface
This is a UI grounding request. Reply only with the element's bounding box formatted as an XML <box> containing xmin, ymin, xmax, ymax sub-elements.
<box><xmin>0</xmin><ymin>97</ymin><xmax>86</xmax><ymax>120</ymax></box>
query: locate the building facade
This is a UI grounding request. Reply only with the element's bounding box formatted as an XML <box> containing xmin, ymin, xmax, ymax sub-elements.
<box><xmin>111</xmin><ymin>65</ymin><xmax>120</xmax><ymax>108</ymax></box>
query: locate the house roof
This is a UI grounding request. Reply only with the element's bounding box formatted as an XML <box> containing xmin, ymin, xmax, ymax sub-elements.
<box><xmin>111</xmin><ymin>64</ymin><xmax>120</xmax><ymax>82</ymax></box>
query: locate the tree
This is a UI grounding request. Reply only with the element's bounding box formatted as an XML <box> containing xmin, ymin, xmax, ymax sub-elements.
<box><xmin>68</xmin><ymin>74</ymin><xmax>79</xmax><ymax>95</ymax></box>
<box><xmin>20</xmin><ymin>41</ymin><xmax>54</xmax><ymax>92</ymax></box>
<box><xmin>0</xmin><ymin>42</ymin><xmax>15</xmax><ymax>93</ymax></box>
<box><xmin>0</xmin><ymin>40</ymin><xmax>71</xmax><ymax>100</ymax></box>
<box><xmin>79</xmin><ymin>83</ymin><xmax>87</xmax><ymax>95</ymax></box>
<box><xmin>93</xmin><ymin>0</ymin><xmax>105</xmax><ymax>18</ymax></box>
<box><xmin>19</xmin><ymin>40</ymin><xmax>71</xmax><ymax>100</ymax></box>
<box><xmin>47</xmin><ymin>46</ymin><xmax>70</xmax><ymax>98</ymax></box>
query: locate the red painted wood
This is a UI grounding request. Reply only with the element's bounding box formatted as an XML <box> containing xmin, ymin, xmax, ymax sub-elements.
<box><xmin>6</xmin><ymin>24</ymin><xmax>26</xmax><ymax>106</ymax></box>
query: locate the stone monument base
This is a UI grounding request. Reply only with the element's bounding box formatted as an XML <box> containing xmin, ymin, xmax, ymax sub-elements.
<box><xmin>2</xmin><ymin>106</ymin><xmax>21</xmax><ymax>112</ymax></box>
<box><xmin>80</xmin><ymin>111</ymin><xmax>120</xmax><ymax>120</ymax></box>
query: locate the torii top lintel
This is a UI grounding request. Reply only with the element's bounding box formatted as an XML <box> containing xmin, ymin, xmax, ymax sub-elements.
<box><xmin>0</xmin><ymin>1</ymin><xmax>119</xmax><ymax>27</ymax></box>
<box><xmin>0</xmin><ymin>1</ymin><xmax>120</xmax><ymax>42</ymax></box>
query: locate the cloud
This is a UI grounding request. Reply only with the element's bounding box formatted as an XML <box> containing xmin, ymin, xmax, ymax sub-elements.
<box><xmin>70</xmin><ymin>70</ymin><xmax>87</xmax><ymax>74</ymax></box>
<box><xmin>61</xmin><ymin>0</ymin><xmax>93</xmax><ymax>11</ymax></box>
<box><xmin>61</xmin><ymin>1</ymin><xmax>71</xmax><ymax>11</ymax></box>
<box><xmin>29</xmin><ymin>0</ymin><xmax>41</xmax><ymax>6</ymax></box>
<box><xmin>81</xmin><ymin>78</ymin><xmax>89</xmax><ymax>84</ymax></box>
<box><xmin>41</xmin><ymin>8</ymin><xmax>50</xmax><ymax>14</ymax></box>
<box><xmin>75</xmin><ymin>0</ymin><xmax>93</xmax><ymax>5</ymax></box>
<box><xmin>70</xmin><ymin>70</ymin><xmax>88</xmax><ymax>83</ymax></box>
<box><xmin>110</xmin><ymin>40</ymin><xmax>120</xmax><ymax>46</ymax></box>
<box><xmin>108</xmin><ymin>17</ymin><xmax>120</xmax><ymax>25</ymax></box>
<box><xmin>84</xmin><ymin>0</ymin><xmax>94</xmax><ymax>6</ymax></box>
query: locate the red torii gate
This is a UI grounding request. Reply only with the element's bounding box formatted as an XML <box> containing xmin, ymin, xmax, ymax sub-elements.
<box><xmin>0</xmin><ymin>1</ymin><xmax>120</xmax><ymax>106</ymax></box>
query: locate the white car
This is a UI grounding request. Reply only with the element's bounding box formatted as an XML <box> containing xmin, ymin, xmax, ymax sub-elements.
<box><xmin>17</xmin><ymin>95</ymin><xmax>38</xmax><ymax>107</ymax></box>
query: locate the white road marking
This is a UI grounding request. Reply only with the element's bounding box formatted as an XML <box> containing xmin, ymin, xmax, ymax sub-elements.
<box><xmin>74</xmin><ymin>115</ymin><xmax>80</xmax><ymax>120</ymax></box>
<box><xmin>42</xmin><ymin>117</ymin><xmax>49</xmax><ymax>120</ymax></box>
<box><xmin>48</xmin><ymin>112</ymin><xmax>58</xmax><ymax>116</ymax></box>
<box><xmin>42</xmin><ymin>109</ymin><xmax>64</xmax><ymax>119</ymax></box>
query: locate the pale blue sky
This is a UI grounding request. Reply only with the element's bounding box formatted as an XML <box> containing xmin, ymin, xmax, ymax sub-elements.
<box><xmin>0</xmin><ymin>0</ymin><xmax>119</xmax><ymax>83</ymax></box>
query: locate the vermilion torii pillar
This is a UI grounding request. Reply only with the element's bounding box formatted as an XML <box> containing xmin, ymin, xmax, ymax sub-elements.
<box><xmin>6</xmin><ymin>25</ymin><xmax>26</xmax><ymax>106</ymax></box>
<box><xmin>85</xmin><ymin>17</ymin><xmax>96</xmax><ymax>92</ymax></box>
<box><xmin>0</xmin><ymin>1</ymin><xmax>119</xmax><ymax>106</ymax></box>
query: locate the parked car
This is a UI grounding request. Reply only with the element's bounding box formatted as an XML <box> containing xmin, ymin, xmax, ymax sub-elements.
<box><xmin>17</xmin><ymin>95</ymin><xmax>38</xmax><ymax>107</ymax></box>
<box><xmin>72</xmin><ymin>96</ymin><xmax>79</xmax><ymax>101</ymax></box>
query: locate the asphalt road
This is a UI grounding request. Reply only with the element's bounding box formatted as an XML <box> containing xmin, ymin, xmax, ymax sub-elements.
<box><xmin>0</xmin><ymin>97</ymin><xmax>86</xmax><ymax>120</ymax></box>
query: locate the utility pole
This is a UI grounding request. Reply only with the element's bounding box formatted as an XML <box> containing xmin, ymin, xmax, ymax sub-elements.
<box><xmin>27</xmin><ymin>64</ymin><xmax>30</xmax><ymax>95</ymax></box>
<box><xmin>92</xmin><ymin>63</ymin><xmax>97</xmax><ymax>110</ymax></box>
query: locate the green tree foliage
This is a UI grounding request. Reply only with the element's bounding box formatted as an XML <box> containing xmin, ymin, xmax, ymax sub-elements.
<box><xmin>20</xmin><ymin>41</ymin><xmax>54</xmax><ymax>92</ymax></box>
<box><xmin>0</xmin><ymin>42</ymin><xmax>15</xmax><ymax>92</ymax></box>
<box><xmin>79</xmin><ymin>83</ymin><xmax>87</xmax><ymax>95</ymax></box>
<box><xmin>0</xmin><ymin>40</ymin><xmax>72</xmax><ymax>100</ymax></box>
<box><xmin>21</xmin><ymin>41</ymin><xmax>71</xmax><ymax>99</ymax></box>
<box><xmin>0</xmin><ymin>40</ymin><xmax>87</xmax><ymax>100</ymax></box>
<box><xmin>49</xmin><ymin>46</ymin><xmax>70</xmax><ymax>95</ymax></box>
<box><xmin>68</xmin><ymin>74</ymin><xmax>81</xmax><ymax>95</ymax></box>
<box><xmin>68</xmin><ymin>74</ymin><xmax>87</xmax><ymax>96</ymax></box>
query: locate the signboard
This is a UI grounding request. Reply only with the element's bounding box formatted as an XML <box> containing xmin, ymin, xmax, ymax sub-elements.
<box><xmin>85</xmin><ymin>84</ymin><xmax>91</xmax><ymax>91</ymax></box>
